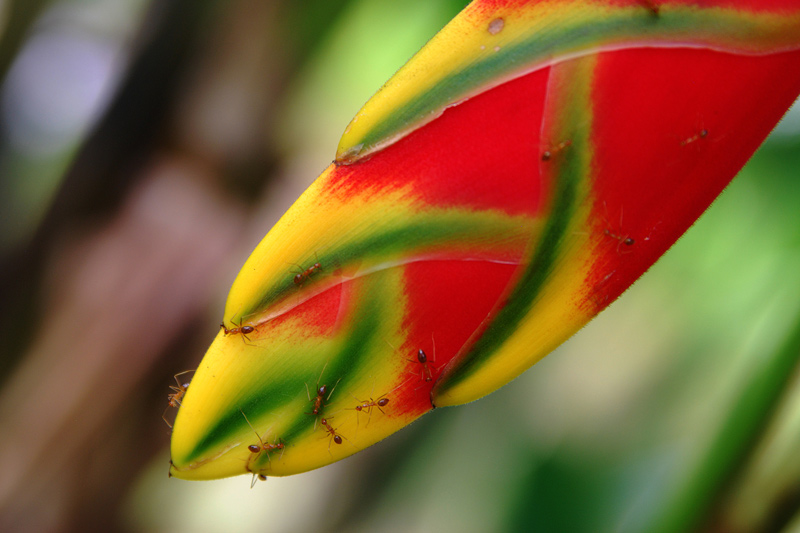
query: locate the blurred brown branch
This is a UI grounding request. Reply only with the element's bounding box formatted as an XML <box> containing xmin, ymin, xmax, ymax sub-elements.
<box><xmin>0</xmin><ymin>0</ymin><xmax>294</xmax><ymax>529</ymax></box>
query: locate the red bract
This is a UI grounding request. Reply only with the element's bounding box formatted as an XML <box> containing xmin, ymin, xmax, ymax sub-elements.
<box><xmin>170</xmin><ymin>0</ymin><xmax>800</xmax><ymax>480</ymax></box>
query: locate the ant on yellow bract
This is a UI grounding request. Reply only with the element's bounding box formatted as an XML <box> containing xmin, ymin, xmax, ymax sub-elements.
<box><xmin>162</xmin><ymin>370</ymin><xmax>194</xmax><ymax>428</ymax></box>
<box><xmin>220</xmin><ymin>317</ymin><xmax>256</xmax><ymax>344</ymax></box>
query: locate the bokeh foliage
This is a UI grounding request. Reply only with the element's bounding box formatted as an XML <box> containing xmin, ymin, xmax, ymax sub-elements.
<box><xmin>0</xmin><ymin>0</ymin><xmax>798</xmax><ymax>531</ymax></box>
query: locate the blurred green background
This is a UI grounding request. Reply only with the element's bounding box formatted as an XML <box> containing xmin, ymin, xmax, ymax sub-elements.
<box><xmin>0</xmin><ymin>0</ymin><xmax>799</xmax><ymax>531</ymax></box>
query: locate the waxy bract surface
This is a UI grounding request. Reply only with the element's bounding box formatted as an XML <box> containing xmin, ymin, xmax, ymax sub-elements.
<box><xmin>170</xmin><ymin>0</ymin><xmax>800</xmax><ymax>480</ymax></box>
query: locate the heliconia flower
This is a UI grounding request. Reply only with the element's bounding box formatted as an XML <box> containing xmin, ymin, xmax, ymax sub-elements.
<box><xmin>169</xmin><ymin>0</ymin><xmax>800</xmax><ymax>481</ymax></box>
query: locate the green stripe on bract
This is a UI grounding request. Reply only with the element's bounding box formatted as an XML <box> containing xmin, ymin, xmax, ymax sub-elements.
<box><xmin>433</xmin><ymin>56</ymin><xmax>595</xmax><ymax>397</ymax></box>
<box><xmin>182</xmin><ymin>382</ymin><xmax>298</xmax><ymax>465</ymax></box>
<box><xmin>234</xmin><ymin>208</ymin><xmax>534</xmax><ymax>322</ymax></box>
<box><xmin>185</xmin><ymin>270</ymin><xmax>402</xmax><ymax>464</ymax></box>
<box><xmin>339</xmin><ymin>6</ymin><xmax>797</xmax><ymax>162</ymax></box>
<box><xmin>248</xmin><ymin>287</ymin><xmax>392</xmax><ymax>472</ymax></box>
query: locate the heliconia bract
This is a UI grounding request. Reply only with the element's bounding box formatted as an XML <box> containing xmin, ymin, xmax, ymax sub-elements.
<box><xmin>169</xmin><ymin>0</ymin><xmax>800</xmax><ymax>480</ymax></box>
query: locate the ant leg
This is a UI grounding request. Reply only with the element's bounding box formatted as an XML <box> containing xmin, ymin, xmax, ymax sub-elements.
<box><xmin>327</xmin><ymin>377</ymin><xmax>342</xmax><ymax>401</ymax></box>
<box><xmin>162</xmin><ymin>406</ymin><xmax>173</xmax><ymax>428</ymax></box>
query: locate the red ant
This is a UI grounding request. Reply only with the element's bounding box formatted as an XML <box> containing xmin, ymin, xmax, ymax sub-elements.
<box><xmin>306</xmin><ymin>381</ymin><xmax>340</xmax><ymax>419</ymax></box>
<box><xmin>292</xmin><ymin>259</ymin><xmax>322</xmax><ymax>286</ymax></box>
<box><xmin>413</xmin><ymin>349</ymin><xmax>435</xmax><ymax>382</ymax></box>
<box><xmin>599</xmin><ymin>202</ymin><xmax>635</xmax><ymax>253</ymax></box>
<box><xmin>307</xmin><ymin>384</ymin><xmax>329</xmax><ymax>416</ymax></box>
<box><xmin>240</xmin><ymin>409</ymin><xmax>285</xmax><ymax>458</ymax></box>
<box><xmin>320</xmin><ymin>417</ymin><xmax>344</xmax><ymax>447</ymax></box>
<box><xmin>541</xmin><ymin>139</ymin><xmax>572</xmax><ymax>161</ymax></box>
<box><xmin>239</xmin><ymin>409</ymin><xmax>284</xmax><ymax>486</ymax></box>
<box><xmin>410</xmin><ymin>336</ymin><xmax>441</xmax><ymax>384</ymax></box>
<box><xmin>603</xmin><ymin>228</ymin><xmax>635</xmax><ymax>248</ymax></box>
<box><xmin>349</xmin><ymin>394</ymin><xmax>390</xmax><ymax>428</ymax></box>
<box><xmin>386</xmin><ymin>338</ymin><xmax>441</xmax><ymax>386</ymax></box>
<box><xmin>239</xmin><ymin>408</ymin><xmax>286</xmax><ymax>472</ymax></box>
<box><xmin>220</xmin><ymin>317</ymin><xmax>255</xmax><ymax>343</ymax></box>
<box><xmin>355</xmin><ymin>396</ymin><xmax>389</xmax><ymax>415</ymax></box>
<box><xmin>162</xmin><ymin>370</ymin><xmax>194</xmax><ymax>428</ymax></box>
<box><xmin>680</xmin><ymin>128</ymin><xmax>708</xmax><ymax>147</ymax></box>
<box><xmin>305</xmin><ymin>364</ymin><xmax>340</xmax><ymax>427</ymax></box>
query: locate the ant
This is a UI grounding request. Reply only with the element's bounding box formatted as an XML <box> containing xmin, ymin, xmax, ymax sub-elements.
<box><xmin>680</xmin><ymin>128</ymin><xmax>708</xmax><ymax>147</ymax></box>
<box><xmin>220</xmin><ymin>317</ymin><xmax>255</xmax><ymax>343</ymax></box>
<box><xmin>240</xmin><ymin>409</ymin><xmax>285</xmax><ymax>459</ymax></box>
<box><xmin>603</xmin><ymin>228</ymin><xmax>635</xmax><ymax>248</ymax></box>
<box><xmin>292</xmin><ymin>256</ymin><xmax>323</xmax><ymax>286</ymax></box>
<box><xmin>308</xmin><ymin>384</ymin><xmax>329</xmax><ymax>416</ymax></box>
<box><xmin>386</xmin><ymin>337</ymin><xmax>441</xmax><ymax>386</ymax></box>
<box><xmin>413</xmin><ymin>349</ymin><xmax>435</xmax><ymax>382</ymax></box>
<box><xmin>239</xmin><ymin>409</ymin><xmax>284</xmax><ymax>486</ymax></box>
<box><xmin>306</xmin><ymin>380</ymin><xmax>340</xmax><ymax>420</ymax></box>
<box><xmin>162</xmin><ymin>370</ymin><xmax>194</xmax><ymax>428</ymax></box>
<box><xmin>599</xmin><ymin>201</ymin><xmax>635</xmax><ymax>253</ymax></box>
<box><xmin>305</xmin><ymin>364</ymin><xmax>340</xmax><ymax>427</ymax></box>
<box><xmin>349</xmin><ymin>394</ymin><xmax>390</xmax><ymax>428</ymax></box>
<box><xmin>410</xmin><ymin>336</ymin><xmax>442</xmax><ymax>384</ymax></box>
<box><xmin>541</xmin><ymin>139</ymin><xmax>572</xmax><ymax>161</ymax></box>
<box><xmin>355</xmin><ymin>396</ymin><xmax>389</xmax><ymax>415</ymax></box>
<box><xmin>320</xmin><ymin>417</ymin><xmax>344</xmax><ymax>448</ymax></box>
